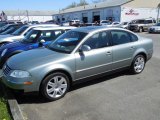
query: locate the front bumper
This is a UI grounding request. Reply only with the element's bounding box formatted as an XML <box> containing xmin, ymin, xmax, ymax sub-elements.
<box><xmin>1</xmin><ymin>71</ymin><xmax>36</xmax><ymax>92</ymax></box>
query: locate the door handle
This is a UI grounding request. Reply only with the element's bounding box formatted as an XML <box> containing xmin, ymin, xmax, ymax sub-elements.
<box><xmin>130</xmin><ymin>46</ymin><xmax>136</xmax><ymax>50</ymax></box>
<box><xmin>106</xmin><ymin>51</ymin><xmax>111</xmax><ymax>55</ymax></box>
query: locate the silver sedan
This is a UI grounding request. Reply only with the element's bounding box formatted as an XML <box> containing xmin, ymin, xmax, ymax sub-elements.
<box><xmin>148</xmin><ymin>23</ymin><xmax>160</xmax><ymax>33</ymax></box>
<box><xmin>2</xmin><ymin>26</ymin><xmax>153</xmax><ymax>101</ymax></box>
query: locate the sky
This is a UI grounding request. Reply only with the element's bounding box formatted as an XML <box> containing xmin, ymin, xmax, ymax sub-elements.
<box><xmin>0</xmin><ymin>0</ymin><xmax>93</xmax><ymax>11</ymax></box>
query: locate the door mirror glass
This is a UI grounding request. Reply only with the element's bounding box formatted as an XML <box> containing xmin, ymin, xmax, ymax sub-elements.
<box><xmin>40</xmin><ymin>39</ymin><xmax>46</xmax><ymax>43</ymax></box>
<box><xmin>79</xmin><ymin>45</ymin><xmax>91</xmax><ymax>52</ymax></box>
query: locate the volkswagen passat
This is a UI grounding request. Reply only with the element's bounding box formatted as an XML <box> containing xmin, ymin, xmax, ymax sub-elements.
<box><xmin>2</xmin><ymin>27</ymin><xmax>153</xmax><ymax>101</ymax></box>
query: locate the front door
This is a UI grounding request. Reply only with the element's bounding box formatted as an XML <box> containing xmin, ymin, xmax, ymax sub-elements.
<box><xmin>75</xmin><ymin>31</ymin><xmax>112</xmax><ymax>80</ymax></box>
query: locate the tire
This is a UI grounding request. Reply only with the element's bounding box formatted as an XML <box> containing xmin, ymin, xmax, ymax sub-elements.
<box><xmin>139</xmin><ymin>27</ymin><xmax>143</xmax><ymax>32</ymax></box>
<box><xmin>40</xmin><ymin>72</ymin><xmax>70</xmax><ymax>101</ymax></box>
<box><xmin>131</xmin><ymin>55</ymin><xmax>146</xmax><ymax>74</ymax></box>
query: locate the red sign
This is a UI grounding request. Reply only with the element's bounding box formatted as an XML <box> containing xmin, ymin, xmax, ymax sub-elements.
<box><xmin>125</xmin><ymin>9</ymin><xmax>139</xmax><ymax>15</ymax></box>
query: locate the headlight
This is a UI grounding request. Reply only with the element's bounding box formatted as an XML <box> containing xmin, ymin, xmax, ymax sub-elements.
<box><xmin>1</xmin><ymin>49</ymin><xmax>8</xmax><ymax>57</ymax></box>
<box><xmin>10</xmin><ymin>70</ymin><xmax>31</xmax><ymax>78</ymax></box>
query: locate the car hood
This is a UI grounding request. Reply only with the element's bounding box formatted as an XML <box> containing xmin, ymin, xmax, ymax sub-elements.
<box><xmin>7</xmin><ymin>48</ymin><xmax>69</xmax><ymax>70</ymax></box>
<box><xmin>0</xmin><ymin>35</ymin><xmax>23</xmax><ymax>42</ymax></box>
<box><xmin>0</xmin><ymin>41</ymin><xmax>27</xmax><ymax>51</ymax></box>
<box><xmin>0</xmin><ymin>34</ymin><xmax>13</xmax><ymax>38</ymax></box>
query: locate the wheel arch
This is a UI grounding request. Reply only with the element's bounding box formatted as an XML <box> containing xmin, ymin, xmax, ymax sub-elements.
<box><xmin>39</xmin><ymin>69</ymin><xmax>73</xmax><ymax>91</ymax></box>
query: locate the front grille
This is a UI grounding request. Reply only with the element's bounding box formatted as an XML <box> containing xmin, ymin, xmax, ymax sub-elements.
<box><xmin>3</xmin><ymin>64</ymin><xmax>11</xmax><ymax>76</ymax></box>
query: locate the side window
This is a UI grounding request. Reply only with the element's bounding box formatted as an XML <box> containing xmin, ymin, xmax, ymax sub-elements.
<box><xmin>41</xmin><ymin>30</ymin><xmax>64</xmax><ymax>41</ymax></box>
<box><xmin>83</xmin><ymin>31</ymin><xmax>110</xmax><ymax>50</ymax></box>
<box><xmin>130</xmin><ymin>33</ymin><xmax>138</xmax><ymax>42</ymax></box>
<box><xmin>111</xmin><ymin>30</ymin><xmax>131</xmax><ymax>45</ymax></box>
<box><xmin>147</xmin><ymin>20</ymin><xmax>153</xmax><ymax>24</ymax></box>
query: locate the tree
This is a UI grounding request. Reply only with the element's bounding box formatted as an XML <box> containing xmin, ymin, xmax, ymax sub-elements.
<box><xmin>77</xmin><ymin>0</ymin><xmax>88</xmax><ymax>6</ymax></box>
<box><xmin>63</xmin><ymin>0</ymin><xmax>88</xmax><ymax>10</ymax></box>
<box><xmin>64</xmin><ymin>2</ymin><xmax>77</xmax><ymax>10</ymax></box>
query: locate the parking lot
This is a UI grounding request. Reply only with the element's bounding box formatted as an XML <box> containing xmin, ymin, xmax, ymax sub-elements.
<box><xmin>14</xmin><ymin>32</ymin><xmax>160</xmax><ymax>120</ymax></box>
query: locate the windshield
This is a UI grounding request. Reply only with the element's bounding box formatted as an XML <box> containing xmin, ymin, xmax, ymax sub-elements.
<box><xmin>0</xmin><ymin>27</ymin><xmax>15</xmax><ymax>34</ymax></box>
<box><xmin>12</xmin><ymin>26</ymin><xmax>28</xmax><ymax>35</ymax></box>
<box><xmin>0</xmin><ymin>22</ymin><xmax>7</xmax><ymax>27</ymax></box>
<box><xmin>48</xmin><ymin>31</ymin><xmax>88</xmax><ymax>53</ymax></box>
<box><xmin>23</xmin><ymin>29</ymin><xmax>66</xmax><ymax>43</ymax></box>
<box><xmin>23</xmin><ymin>30</ymin><xmax>41</xmax><ymax>43</ymax></box>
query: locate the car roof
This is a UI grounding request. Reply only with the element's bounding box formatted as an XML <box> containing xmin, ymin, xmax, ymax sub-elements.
<box><xmin>25</xmin><ymin>24</ymin><xmax>60</xmax><ymax>27</ymax></box>
<box><xmin>32</xmin><ymin>26</ymin><xmax>76</xmax><ymax>30</ymax></box>
<box><xmin>71</xmin><ymin>26</ymin><xmax>134</xmax><ymax>33</ymax></box>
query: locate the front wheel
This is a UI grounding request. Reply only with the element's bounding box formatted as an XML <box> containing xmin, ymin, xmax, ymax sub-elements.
<box><xmin>40</xmin><ymin>72</ymin><xmax>70</xmax><ymax>101</ymax></box>
<box><xmin>131</xmin><ymin>55</ymin><xmax>146</xmax><ymax>74</ymax></box>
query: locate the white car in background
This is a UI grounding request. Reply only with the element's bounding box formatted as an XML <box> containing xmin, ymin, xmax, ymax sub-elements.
<box><xmin>119</xmin><ymin>22</ymin><xmax>130</xmax><ymax>29</ymax></box>
<box><xmin>100</xmin><ymin>20</ymin><xmax>120</xmax><ymax>27</ymax></box>
<box><xmin>100</xmin><ymin>20</ymin><xmax>111</xmax><ymax>26</ymax></box>
<box><xmin>148</xmin><ymin>23</ymin><xmax>160</xmax><ymax>33</ymax></box>
<box><xmin>0</xmin><ymin>24</ymin><xmax>59</xmax><ymax>46</ymax></box>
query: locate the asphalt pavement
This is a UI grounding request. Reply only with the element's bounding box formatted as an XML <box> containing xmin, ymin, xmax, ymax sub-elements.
<box><xmin>14</xmin><ymin>32</ymin><xmax>160</xmax><ymax>120</ymax></box>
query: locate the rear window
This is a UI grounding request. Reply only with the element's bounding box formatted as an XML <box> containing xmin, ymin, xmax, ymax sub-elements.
<box><xmin>111</xmin><ymin>30</ymin><xmax>131</xmax><ymax>45</ymax></box>
<box><xmin>130</xmin><ymin>33</ymin><xmax>138</xmax><ymax>42</ymax></box>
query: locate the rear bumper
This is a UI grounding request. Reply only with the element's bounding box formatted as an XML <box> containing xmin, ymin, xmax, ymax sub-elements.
<box><xmin>147</xmin><ymin>49</ymin><xmax>153</xmax><ymax>61</ymax></box>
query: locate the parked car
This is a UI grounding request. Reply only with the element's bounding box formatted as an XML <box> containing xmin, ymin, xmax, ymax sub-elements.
<box><xmin>0</xmin><ymin>24</ymin><xmax>23</xmax><ymax>33</ymax></box>
<box><xmin>1</xmin><ymin>27</ymin><xmax>153</xmax><ymax>101</ymax></box>
<box><xmin>6</xmin><ymin>20</ymin><xmax>23</xmax><ymax>25</ymax></box>
<box><xmin>101</xmin><ymin>21</ymin><xmax>120</xmax><ymax>27</ymax></box>
<box><xmin>128</xmin><ymin>18</ymin><xmax>156</xmax><ymax>32</ymax></box>
<box><xmin>0</xmin><ymin>26</ymin><xmax>76</xmax><ymax>68</ymax></box>
<box><xmin>0</xmin><ymin>24</ymin><xmax>23</xmax><ymax>35</ymax></box>
<box><xmin>100</xmin><ymin>20</ymin><xmax>111</xmax><ymax>26</ymax></box>
<box><xmin>0</xmin><ymin>21</ymin><xmax>8</xmax><ymax>28</ymax></box>
<box><xmin>148</xmin><ymin>23</ymin><xmax>160</xmax><ymax>33</ymax></box>
<box><xmin>0</xmin><ymin>24</ymin><xmax>59</xmax><ymax>46</ymax></box>
<box><xmin>69</xmin><ymin>20</ymin><xmax>81</xmax><ymax>27</ymax></box>
<box><xmin>119</xmin><ymin>22</ymin><xmax>130</xmax><ymax>29</ymax></box>
<box><xmin>80</xmin><ymin>23</ymin><xmax>97</xmax><ymax>27</ymax></box>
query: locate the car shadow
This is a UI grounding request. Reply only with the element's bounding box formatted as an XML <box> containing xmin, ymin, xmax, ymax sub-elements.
<box><xmin>14</xmin><ymin>70</ymin><xmax>133</xmax><ymax>104</ymax></box>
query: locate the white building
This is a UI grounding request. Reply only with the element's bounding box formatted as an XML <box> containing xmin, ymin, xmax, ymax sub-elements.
<box><xmin>4</xmin><ymin>10</ymin><xmax>56</xmax><ymax>22</ymax></box>
<box><xmin>53</xmin><ymin>0</ymin><xmax>160</xmax><ymax>23</ymax></box>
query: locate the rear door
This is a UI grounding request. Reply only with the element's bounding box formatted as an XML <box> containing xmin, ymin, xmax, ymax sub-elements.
<box><xmin>111</xmin><ymin>30</ymin><xmax>137</xmax><ymax>70</ymax></box>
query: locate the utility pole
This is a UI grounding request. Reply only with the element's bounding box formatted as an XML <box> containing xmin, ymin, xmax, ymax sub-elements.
<box><xmin>26</xmin><ymin>10</ymin><xmax>29</xmax><ymax>22</ymax></box>
<box><xmin>157</xmin><ymin>3</ymin><xmax>160</xmax><ymax>23</ymax></box>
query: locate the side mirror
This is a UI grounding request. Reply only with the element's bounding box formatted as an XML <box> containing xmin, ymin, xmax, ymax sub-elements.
<box><xmin>79</xmin><ymin>45</ymin><xmax>91</xmax><ymax>52</ymax></box>
<box><xmin>40</xmin><ymin>39</ymin><xmax>46</xmax><ymax>43</ymax></box>
<box><xmin>39</xmin><ymin>39</ymin><xmax>46</xmax><ymax>47</ymax></box>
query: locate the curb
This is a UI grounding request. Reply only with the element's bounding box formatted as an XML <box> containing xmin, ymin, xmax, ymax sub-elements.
<box><xmin>6</xmin><ymin>88</ymin><xmax>25</xmax><ymax>120</ymax></box>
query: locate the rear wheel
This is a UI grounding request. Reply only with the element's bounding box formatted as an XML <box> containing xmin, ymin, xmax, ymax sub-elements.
<box><xmin>131</xmin><ymin>55</ymin><xmax>146</xmax><ymax>74</ymax></box>
<box><xmin>139</xmin><ymin>27</ymin><xmax>143</xmax><ymax>32</ymax></box>
<box><xmin>40</xmin><ymin>72</ymin><xmax>70</xmax><ymax>101</ymax></box>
